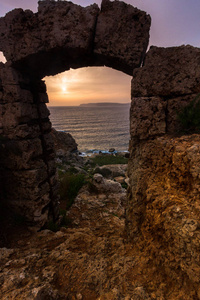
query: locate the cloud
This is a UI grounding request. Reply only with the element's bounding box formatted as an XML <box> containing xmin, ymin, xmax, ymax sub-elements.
<box><xmin>0</xmin><ymin>0</ymin><xmax>37</xmax><ymax>12</ymax></box>
<box><xmin>1</xmin><ymin>0</ymin><xmax>200</xmax><ymax>47</ymax></box>
<box><xmin>45</xmin><ymin>67</ymin><xmax>131</xmax><ymax>106</ymax></box>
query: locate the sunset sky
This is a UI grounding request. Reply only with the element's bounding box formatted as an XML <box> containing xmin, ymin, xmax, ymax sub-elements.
<box><xmin>0</xmin><ymin>0</ymin><xmax>200</xmax><ymax>106</ymax></box>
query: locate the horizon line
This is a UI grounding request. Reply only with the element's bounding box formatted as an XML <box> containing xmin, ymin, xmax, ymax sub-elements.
<box><xmin>47</xmin><ymin>102</ymin><xmax>130</xmax><ymax>107</ymax></box>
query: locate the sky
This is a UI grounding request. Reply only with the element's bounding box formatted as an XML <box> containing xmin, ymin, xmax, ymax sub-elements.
<box><xmin>0</xmin><ymin>0</ymin><xmax>200</xmax><ymax>106</ymax></box>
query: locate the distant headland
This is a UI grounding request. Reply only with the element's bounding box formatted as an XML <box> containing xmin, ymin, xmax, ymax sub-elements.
<box><xmin>79</xmin><ymin>102</ymin><xmax>130</xmax><ymax>107</ymax></box>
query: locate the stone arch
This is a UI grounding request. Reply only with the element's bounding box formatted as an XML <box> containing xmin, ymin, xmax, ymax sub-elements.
<box><xmin>0</xmin><ymin>0</ymin><xmax>151</xmax><ymax>227</ymax></box>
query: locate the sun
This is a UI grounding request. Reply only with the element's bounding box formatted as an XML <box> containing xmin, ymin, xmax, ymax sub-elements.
<box><xmin>62</xmin><ymin>85</ymin><xmax>67</xmax><ymax>93</ymax></box>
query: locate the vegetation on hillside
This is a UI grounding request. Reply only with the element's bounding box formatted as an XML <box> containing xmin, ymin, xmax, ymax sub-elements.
<box><xmin>46</xmin><ymin>152</ymin><xmax>129</xmax><ymax>232</ymax></box>
<box><xmin>177</xmin><ymin>94</ymin><xmax>200</xmax><ymax>132</ymax></box>
<box><xmin>59</xmin><ymin>171</ymin><xmax>86</xmax><ymax>209</ymax></box>
<box><xmin>90</xmin><ymin>154</ymin><xmax>128</xmax><ymax>167</ymax></box>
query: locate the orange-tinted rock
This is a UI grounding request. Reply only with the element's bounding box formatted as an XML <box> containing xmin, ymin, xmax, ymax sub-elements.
<box><xmin>127</xmin><ymin>134</ymin><xmax>200</xmax><ymax>289</ymax></box>
<box><xmin>128</xmin><ymin>44</ymin><xmax>200</xmax><ymax>298</ymax></box>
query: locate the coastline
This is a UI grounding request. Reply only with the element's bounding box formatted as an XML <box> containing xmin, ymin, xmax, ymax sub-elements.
<box><xmin>78</xmin><ymin>149</ymin><xmax>129</xmax><ymax>157</ymax></box>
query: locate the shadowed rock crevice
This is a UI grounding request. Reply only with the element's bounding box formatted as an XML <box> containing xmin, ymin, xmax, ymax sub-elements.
<box><xmin>29</xmin><ymin>79</ymin><xmax>59</xmax><ymax>222</ymax></box>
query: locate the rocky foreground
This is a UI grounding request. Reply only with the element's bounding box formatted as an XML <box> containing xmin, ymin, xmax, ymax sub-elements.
<box><xmin>1</xmin><ymin>1</ymin><xmax>200</xmax><ymax>297</ymax></box>
<box><xmin>0</xmin><ymin>130</ymin><xmax>133</xmax><ymax>299</ymax></box>
<box><xmin>0</xmin><ymin>162</ymin><xmax>131</xmax><ymax>300</ymax></box>
<box><xmin>0</xmin><ymin>130</ymin><xmax>199</xmax><ymax>300</ymax></box>
<box><xmin>0</xmin><ymin>158</ymin><xmax>196</xmax><ymax>299</ymax></box>
<box><xmin>0</xmin><ymin>174</ymin><xmax>196</xmax><ymax>299</ymax></box>
<box><xmin>0</xmin><ymin>182</ymin><xmax>176</xmax><ymax>300</ymax></box>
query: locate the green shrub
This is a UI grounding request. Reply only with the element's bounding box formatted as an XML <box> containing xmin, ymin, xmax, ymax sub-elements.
<box><xmin>13</xmin><ymin>213</ymin><xmax>26</xmax><ymax>226</ymax></box>
<box><xmin>93</xmin><ymin>166</ymin><xmax>112</xmax><ymax>177</ymax></box>
<box><xmin>59</xmin><ymin>172</ymin><xmax>85</xmax><ymax>209</ymax></box>
<box><xmin>45</xmin><ymin>209</ymin><xmax>72</xmax><ymax>232</ymax></box>
<box><xmin>90</xmin><ymin>155</ymin><xmax>128</xmax><ymax>167</ymax></box>
<box><xmin>177</xmin><ymin>94</ymin><xmax>200</xmax><ymax>132</ymax></box>
<box><xmin>46</xmin><ymin>220</ymin><xmax>59</xmax><ymax>232</ymax></box>
<box><xmin>121</xmin><ymin>182</ymin><xmax>128</xmax><ymax>189</ymax></box>
<box><xmin>59</xmin><ymin>208</ymin><xmax>72</xmax><ymax>227</ymax></box>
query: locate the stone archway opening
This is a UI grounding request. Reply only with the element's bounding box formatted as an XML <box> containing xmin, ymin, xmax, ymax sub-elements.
<box><xmin>0</xmin><ymin>0</ymin><xmax>151</xmax><ymax>228</ymax></box>
<box><xmin>43</xmin><ymin>65</ymin><xmax>131</xmax><ymax>213</ymax></box>
<box><xmin>44</xmin><ymin>66</ymin><xmax>131</xmax><ymax>151</ymax></box>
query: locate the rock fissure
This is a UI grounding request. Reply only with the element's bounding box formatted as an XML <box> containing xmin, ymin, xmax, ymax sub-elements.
<box><xmin>31</xmin><ymin>81</ymin><xmax>58</xmax><ymax>222</ymax></box>
<box><xmin>88</xmin><ymin>6</ymin><xmax>100</xmax><ymax>57</ymax></box>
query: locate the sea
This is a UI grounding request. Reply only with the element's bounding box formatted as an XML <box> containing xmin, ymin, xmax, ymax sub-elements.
<box><xmin>48</xmin><ymin>103</ymin><xmax>130</xmax><ymax>155</ymax></box>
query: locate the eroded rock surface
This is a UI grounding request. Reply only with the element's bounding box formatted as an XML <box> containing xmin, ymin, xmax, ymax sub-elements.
<box><xmin>0</xmin><ymin>0</ymin><xmax>150</xmax><ymax>77</ymax></box>
<box><xmin>0</xmin><ymin>63</ymin><xmax>59</xmax><ymax>228</ymax></box>
<box><xmin>94</xmin><ymin>164</ymin><xmax>127</xmax><ymax>179</ymax></box>
<box><xmin>51</xmin><ymin>128</ymin><xmax>77</xmax><ymax>155</ymax></box>
<box><xmin>92</xmin><ymin>173</ymin><xmax>125</xmax><ymax>194</ymax></box>
<box><xmin>0</xmin><ymin>181</ymin><xmax>198</xmax><ymax>300</ymax></box>
<box><xmin>94</xmin><ymin>0</ymin><xmax>151</xmax><ymax>74</ymax></box>
<box><xmin>127</xmin><ymin>44</ymin><xmax>200</xmax><ymax>299</ymax></box>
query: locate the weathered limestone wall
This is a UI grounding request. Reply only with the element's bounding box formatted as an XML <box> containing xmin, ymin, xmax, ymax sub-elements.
<box><xmin>127</xmin><ymin>45</ymin><xmax>200</xmax><ymax>296</ymax></box>
<box><xmin>0</xmin><ymin>0</ymin><xmax>151</xmax><ymax>227</ymax></box>
<box><xmin>0</xmin><ymin>63</ymin><xmax>59</xmax><ymax>227</ymax></box>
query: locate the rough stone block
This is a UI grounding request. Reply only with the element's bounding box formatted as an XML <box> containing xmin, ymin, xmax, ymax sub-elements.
<box><xmin>38</xmin><ymin>103</ymin><xmax>50</xmax><ymax>119</ymax></box>
<box><xmin>42</xmin><ymin>132</ymin><xmax>54</xmax><ymax>152</ymax></box>
<box><xmin>132</xmin><ymin>45</ymin><xmax>200</xmax><ymax>97</ymax></box>
<box><xmin>13</xmin><ymin>124</ymin><xmax>41</xmax><ymax>139</ymax></box>
<box><xmin>0</xmin><ymin>9</ymin><xmax>40</xmax><ymax>63</ymax></box>
<box><xmin>0</xmin><ymin>2</ymin><xmax>99</xmax><ymax>77</ymax></box>
<box><xmin>40</xmin><ymin>120</ymin><xmax>52</xmax><ymax>134</ymax></box>
<box><xmin>7</xmin><ymin>193</ymin><xmax>51</xmax><ymax>228</ymax></box>
<box><xmin>94</xmin><ymin>0</ymin><xmax>151</xmax><ymax>75</ymax></box>
<box><xmin>6</xmin><ymin>180</ymin><xmax>50</xmax><ymax>202</ymax></box>
<box><xmin>1</xmin><ymin>138</ymin><xmax>43</xmax><ymax>170</ymax></box>
<box><xmin>38</xmin><ymin>1</ymin><xmax>99</xmax><ymax>51</ymax></box>
<box><xmin>38</xmin><ymin>93</ymin><xmax>49</xmax><ymax>103</ymax></box>
<box><xmin>12</xmin><ymin>168</ymin><xmax>48</xmax><ymax>187</ymax></box>
<box><xmin>2</xmin><ymin>102</ymin><xmax>38</xmax><ymax>127</ymax></box>
<box><xmin>51</xmin><ymin>128</ymin><xmax>77</xmax><ymax>153</ymax></box>
<box><xmin>130</xmin><ymin>96</ymin><xmax>166</xmax><ymax>140</ymax></box>
<box><xmin>1</xmin><ymin>123</ymin><xmax>40</xmax><ymax>140</ymax></box>
<box><xmin>1</xmin><ymin>85</ymin><xmax>34</xmax><ymax>104</ymax></box>
<box><xmin>0</xmin><ymin>64</ymin><xmax>21</xmax><ymax>84</ymax></box>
